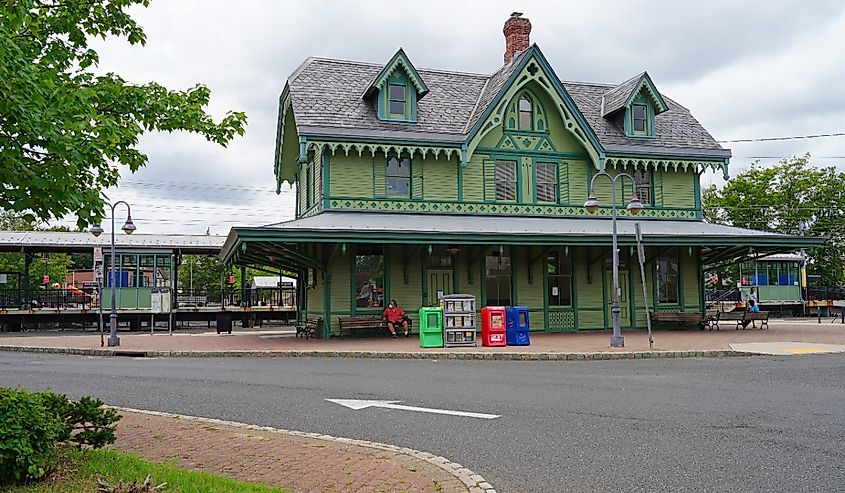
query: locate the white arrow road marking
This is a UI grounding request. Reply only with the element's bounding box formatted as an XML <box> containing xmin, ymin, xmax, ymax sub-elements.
<box><xmin>326</xmin><ymin>399</ymin><xmax>500</xmax><ymax>420</ymax></box>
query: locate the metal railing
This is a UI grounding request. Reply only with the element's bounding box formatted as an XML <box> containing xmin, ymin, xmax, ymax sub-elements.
<box><xmin>175</xmin><ymin>288</ymin><xmax>296</xmax><ymax>309</ymax></box>
<box><xmin>705</xmin><ymin>287</ymin><xmax>741</xmax><ymax>303</ymax></box>
<box><xmin>0</xmin><ymin>287</ymin><xmax>296</xmax><ymax>310</ymax></box>
<box><xmin>808</xmin><ymin>286</ymin><xmax>845</xmax><ymax>302</ymax></box>
<box><xmin>0</xmin><ymin>288</ymin><xmax>96</xmax><ymax>310</ymax></box>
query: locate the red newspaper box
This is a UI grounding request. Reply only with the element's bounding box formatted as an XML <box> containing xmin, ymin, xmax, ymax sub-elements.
<box><xmin>481</xmin><ymin>306</ymin><xmax>507</xmax><ymax>347</ymax></box>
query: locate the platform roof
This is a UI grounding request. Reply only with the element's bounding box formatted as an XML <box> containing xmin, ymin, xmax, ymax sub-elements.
<box><xmin>220</xmin><ymin>212</ymin><xmax>825</xmax><ymax>271</ymax></box>
<box><xmin>0</xmin><ymin>231</ymin><xmax>226</xmax><ymax>255</ymax></box>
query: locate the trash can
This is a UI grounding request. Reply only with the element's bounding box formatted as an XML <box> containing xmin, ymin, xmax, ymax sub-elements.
<box><xmin>418</xmin><ymin>307</ymin><xmax>443</xmax><ymax>348</ymax></box>
<box><xmin>481</xmin><ymin>306</ymin><xmax>507</xmax><ymax>347</ymax></box>
<box><xmin>506</xmin><ymin>306</ymin><xmax>530</xmax><ymax>346</ymax></box>
<box><xmin>216</xmin><ymin>312</ymin><xmax>232</xmax><ymax>334</ymax></box>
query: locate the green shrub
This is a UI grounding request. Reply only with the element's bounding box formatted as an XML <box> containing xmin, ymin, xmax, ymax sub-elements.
<box><xmin>0</xmin><ymin>388</ymin><xmax>122</xmax><ymax>484</ymax></box>
<box><xmin>0</xmin><ymin>388</ymin><xmax>61</xmax><ymax>483</ymax></box>
<box><xmin>36</xmin><ymin>392</ymin><xmax>121</xmax><ymax>449</ymax></box>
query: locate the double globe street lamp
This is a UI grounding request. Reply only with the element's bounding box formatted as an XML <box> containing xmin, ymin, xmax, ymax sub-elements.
<box><xmin>89</xmin><ymin>201</ymin><xmax>136</xmax><ymax>347</ymax></box>
<box><xmin>584</xmin><ymin>171</ymin><xmax>643</xmax><ymax>347</ymax></box>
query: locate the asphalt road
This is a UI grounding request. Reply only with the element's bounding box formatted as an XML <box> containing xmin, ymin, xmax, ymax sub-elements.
<box><xmin>1</xmin><ymin>352</ymin><xmax>843</xmax><ymax>493</ymax></box>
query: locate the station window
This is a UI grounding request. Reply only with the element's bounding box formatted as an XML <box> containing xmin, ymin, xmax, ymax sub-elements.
<box><xmin>632</xmin><ymin>104</ymin><xmax>647</xmax><ymax>133</ymax></box>
<box><xmin>547</xmin><ymin>251</ymin><xmax>572</xmax><ymax>306</ymax></box>
<box><xmin>388</xmin><ymin>84</ymin><xmax>406</xmax><ymax>115</ymax></box>
<box><xmin>354</xmin><ymin>245</ymin><xmax>384</xmax><ymax>308</ymax></box>
<box><xmin>495</xmin><ymin>160</ymin><xmax>517</xmax><ymax>201</ymax></box>
<box><xmin>633</xmin><ymin>170</ymin><xmax>652</xmax><ymax>206</ymax></box>
<box><xmin>518</xmin><ymin>95</ymin><xmax>533</xmax><ymax>130</ymax></box>
<box><xmin>536</xmin><ymin>162</ymin><xmax>557</xmax><ymax>203</ymax></box>
<box><xmin>386</xmin><ymin>155</ymin><xmax>411</xmax><ymax>197</ymax></box>
<box><xmin>485</xmin><ymin>248</ymin><xmax>512</xmax><ymax>306</ymax></box>
<box><xmin>657</xmin><ymin>248</ymin><xmax>679</xmax><ymax>304</ymax></box>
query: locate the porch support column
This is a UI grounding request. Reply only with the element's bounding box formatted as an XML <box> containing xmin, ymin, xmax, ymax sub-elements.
<box><xmin>240</xmin><ymin>265</ymin><xmax>247</xmax><ymax>307</ymax></box>
<box><xmin>23</xmin><ymin>250</ymin><xmax>32</xmax><ymax>308</ymax></box>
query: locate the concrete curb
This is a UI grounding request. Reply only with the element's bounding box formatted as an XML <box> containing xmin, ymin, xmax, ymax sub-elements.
<box><xmin>111</xmin><ymin>406</ymin><xmax>497</xmax><ymax>493</ymax></box>
<box><xmin>0</xmin><ymin>344</ymin><xmax>758</xmax><ymax>361</ymax></box>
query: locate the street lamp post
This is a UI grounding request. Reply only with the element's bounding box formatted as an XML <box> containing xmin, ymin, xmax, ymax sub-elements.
<box><xmin>584</xmin><ymin>171</ymin><xmax>643</xmax><ymax>347</ymax></box>
<box><xmin>89</xmin><ymin>201</ymin><xmax>136</xmax><ymax>347</ymax></box>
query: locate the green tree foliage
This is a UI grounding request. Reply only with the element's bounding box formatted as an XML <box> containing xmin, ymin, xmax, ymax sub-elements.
<box><xmin>703</xmin><ymin>155</ymin><xmax>845</xmax><ymax>285</ymax></box>
<box><xmin>0</xmin><ymin>0</ymin><xmax>247</xmax><ymax>227</ymax></box>
<box><xmin>179</xmin><ymin>254</ymin><xmax>264</xmax><ymax>292</ymax></box>
<box><xmin>0</xmin><ymin>210</ymin><xmax>78</xmax><ymax>290</ymax></box>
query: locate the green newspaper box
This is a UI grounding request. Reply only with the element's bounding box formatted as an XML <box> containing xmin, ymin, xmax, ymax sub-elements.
<box><xmin>418</xmin><ymin>307</ymin><xmax>444</xmax><ymax>348</ymax></box>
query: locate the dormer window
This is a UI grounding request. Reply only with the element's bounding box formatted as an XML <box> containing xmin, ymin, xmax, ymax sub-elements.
<box><xmin>388</xmin><ymin>84</ymin><xmax>406</xmax><ymax>115</ymax></box>
<box><xmin>519</xmin><ymin>96</ymin><xmax>533</xmax><ymax>130</ymax></box>
<box><xmin>362</xmin><ymin>48</ymin><xmax>429</xmax><ymax>124</ymax></box>
<box><xmin>602</xmin><ymin>72</ymin><xmax>668</xmax><ymax>139</ymax></box>
<box><xmin>632</xmin><ymin>104</ymin><xmax>647</xmax><ymax>133</ymax></box>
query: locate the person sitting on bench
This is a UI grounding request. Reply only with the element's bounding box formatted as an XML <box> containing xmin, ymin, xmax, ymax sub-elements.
<box><xmin>742</xmin><ymin>298</ymin><xmax>760</xmax><ymax>329</ymax></box>
<box><xmin>382</xmin><ymin>299</ymin><xmax>410</xmax><ymax>338</ymax></box>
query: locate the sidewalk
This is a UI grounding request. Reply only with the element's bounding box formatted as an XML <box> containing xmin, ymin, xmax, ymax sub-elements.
<box><xmin>112</xmin><ymin>409</ymin><xmax>478</xmax><ymax>493</ymax></box>
<box><xmin>1</xmin><ymin>319</ymin><xmax>845</xmax><ymax>359</ymax></box>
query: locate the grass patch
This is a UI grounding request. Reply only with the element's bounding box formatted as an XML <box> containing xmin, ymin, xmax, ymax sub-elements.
<box><xmin>2</xmin><ymin>447</ymin><xmax>287</xmax><ymax>493</ymax></box>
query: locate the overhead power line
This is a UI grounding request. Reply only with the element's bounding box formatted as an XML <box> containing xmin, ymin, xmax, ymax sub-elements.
<box><xmin>719</xmin><ymin>132</ymin><xmax>845</xmax><ymax>144</ymax></box>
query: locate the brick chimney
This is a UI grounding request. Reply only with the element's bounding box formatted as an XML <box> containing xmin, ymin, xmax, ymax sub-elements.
<box><xmin>503</xmin><ymin>12</ymin><xmax>531</xmax><ymax>64</ymax></box>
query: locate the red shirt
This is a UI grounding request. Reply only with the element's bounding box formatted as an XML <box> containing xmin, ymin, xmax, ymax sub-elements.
<box><xmin>383</xmin><ymin>305</ymin><xmax>405</xmax><ymax>323</ymax></box>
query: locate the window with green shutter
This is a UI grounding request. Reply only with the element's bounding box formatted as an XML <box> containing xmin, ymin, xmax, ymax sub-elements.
<box><xmin>494</xmin><ymin>160</ymin><xmax>517</xmax><ymax>201</ymax></box>
<box><xmin>535</xmin><ymin>162</ymin><xmax>557</xmax><ymax>203</ymax></box>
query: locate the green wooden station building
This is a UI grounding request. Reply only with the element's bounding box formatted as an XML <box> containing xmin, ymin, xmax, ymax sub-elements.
<box><xmin>221</xmin><ymin>13</ymin><xmax>820</xmax><ymax>338</ymax></box>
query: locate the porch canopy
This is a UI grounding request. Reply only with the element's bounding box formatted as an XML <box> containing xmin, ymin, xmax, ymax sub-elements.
<box><xmin>220</xmin><ymin>212</ymin><xmax>824</xmax><ymax>271</ymax></box>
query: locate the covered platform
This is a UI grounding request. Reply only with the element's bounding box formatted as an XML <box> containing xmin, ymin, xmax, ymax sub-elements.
<box><xmin>220</xmin><ymin>212</ymin><xmax>823</xmax><ymax>338</ymax></box>
<box><xmin>0</xmin><ymin>231</ymin><xmax>296</xmax><ymax>331</ymax></box>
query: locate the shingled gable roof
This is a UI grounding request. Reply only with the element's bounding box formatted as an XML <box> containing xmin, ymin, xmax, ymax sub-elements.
<box><xmin>361</xmin><ymin>48</ymin><xmax>430</xmax><ymax>100</ymax></box>
<box><xmin>601</xmin><ymin>71</ymin><xmax>668</xmax><ymax>117</ymax></box>
<box><xmin>281</xmin><ymin>47</ymin><xmax>730</xmax><ymax>159</ymax></box>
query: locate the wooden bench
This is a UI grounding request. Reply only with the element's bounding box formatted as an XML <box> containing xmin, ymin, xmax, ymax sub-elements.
<box><xmin>711</xmin><ymin>310</ymin><xmax>769</xmax><ymax>330</ymax></box>
<box><xmin>295</xmin><ymin>316</ymin><xmax>321</xmax><ymax>340</ymax></box>
<box><xmin>337</xmin><ymin>315</ymin><xmax>413</xmax><ymax>338</ymax></box>
<box><xmin>649</xmin><ymin>311</ymin><xmax>704</xmax><ymax>329</ymax></box>
<box><xmin>702</xmin><ymin>309</ymin><xmax>719</xmax><ymax>331</ymax></box>
<box><xmin>177</xmin><ymin>295</ymin><xmax>207</xmax><ymax>307</ymax></box>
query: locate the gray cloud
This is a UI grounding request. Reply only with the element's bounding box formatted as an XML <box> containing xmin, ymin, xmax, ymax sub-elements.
<box><xmin>71</xmin><ymin>0</ymin><xmax>845</xmax><ymax>233</ymax></box>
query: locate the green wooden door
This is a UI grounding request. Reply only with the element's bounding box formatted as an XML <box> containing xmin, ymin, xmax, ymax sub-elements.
<box><xmin>428</xmin><ymin>269</ymin><xmax>453</xmax><ymax>306</ymax></box>
<box><xmin>606</xmin><ymin>270</ymin><xmax>632</xmax><ymax>328</ymax></box>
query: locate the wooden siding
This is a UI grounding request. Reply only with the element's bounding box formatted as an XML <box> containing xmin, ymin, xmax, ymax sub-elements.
<box><xmin>660</xmin><ymin>170</ymin><xmax>696</xmax><ymax>208</ymax></box>
<box><xmin>421</xmin><ymin>157</ymin><xmax>458</xmax><ymax>201</ymax></box>
<box><xmin>330</xmin><ymin>153</ymin><xmax>373</xmax><ymax>198</ymax></box>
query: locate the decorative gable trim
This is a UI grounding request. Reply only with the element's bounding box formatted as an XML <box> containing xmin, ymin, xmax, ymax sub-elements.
<box><xmin>464</xmin><ymin>44</ymin><xmax>604</xmax><ymax>169</ymax></box>
<box><xmin>361</xmin><ymin>48</ymin><xmax>429</xmax><ymax>100</ymax></box>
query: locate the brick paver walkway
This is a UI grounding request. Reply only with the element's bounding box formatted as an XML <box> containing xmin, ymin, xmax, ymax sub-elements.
<box><xmin>113</xmin><ymin>411</ymin><xmax>468</xmax><ymax>493</ymax></box>
<box><xmin>2</xmin><ymin>319</ymin><xmax>844</xmax><ymax>355</ymax></box>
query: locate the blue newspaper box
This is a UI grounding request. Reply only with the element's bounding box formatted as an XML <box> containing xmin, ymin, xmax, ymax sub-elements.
<box><xmin>506</xmin><ymin>306</ymin><xmax>530</xmax><ymax>346</ymax></box>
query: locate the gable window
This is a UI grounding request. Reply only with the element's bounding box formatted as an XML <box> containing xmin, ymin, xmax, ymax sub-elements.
<box><xmin>518</xmin><ymin>96</ymin><xmax>533</xmax><ymax>130</ymax></box>
<box><xmin>388</xmin><ymin>84</ymin><xmax>406</xmax><ymax>115</ymax></box>
<box><xmin>657</xmin><ymin>248</ymin><xmax>679</xmax><ymax>304</ymax></box>
<box><xmin>485</xmin><ymin>249</ymin><xmax>512</xmax><ymax>306</ymax></box>
<box><xmin>547</xmin><ymin>251</ymin><xmax>572</xmax><ymax>306</ymax></box>
<box><xmin>632</xmin><ymin>104</ymin><xmax>647</xmax><ymax>134</ymax></box>
<box><xmin>386</xmin><ymin>155</ymin><xmax>411</xmax><ymax>197</ymax></box>
<box><xmin>495</xmin><ymin>160</ymin><xmax>517</xmax><ymax>201</ymax></box>
<box><xmin>536</xmin><ymin>162</ymin><xmax>557</xmax><ymax>203</ymax></box>
<box><xmin>633</xmin><ymin>170</ymin><xmax>652</xmax><ymax>206</ymax></box>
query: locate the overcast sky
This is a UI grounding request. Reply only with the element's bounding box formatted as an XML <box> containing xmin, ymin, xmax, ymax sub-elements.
<box><xmin>57</xmin><ymin>0</ymin><xmax>845</xmax><ymax>234</ymax></box>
